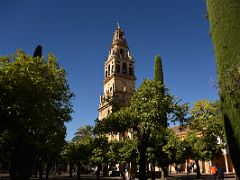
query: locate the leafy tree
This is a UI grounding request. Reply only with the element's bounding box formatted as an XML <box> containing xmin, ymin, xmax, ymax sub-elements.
<box><xmin>185</xmin><ymin>99</ymin><xmax>224</xmax><ymax>178</ymax></box>
<box><xmin>162</xmin><ymin>129</ymin><xmax>187</xmax><ymax>165</ymax></box>
<box><xmin>190</xmin><ymin>100</ymin><xmax>224</xmax><ymax>142</ymax></box>
<box><xmin>118</xmin><ymin>138</ymin><xmax>138</xmax><ymax>178</ymax></box>
<box><xmin>36</xmin><ymin>127</ymin><xmax>66</xmax><ymax>180</ymax></box>
<box><xmin>91</xmin><ymin>136</ymin><xmax>109</xmax><ymax>179</ymax></box>
<box><xmin>61</xmin><ymin>141</ymin><xmax>92</xmax><ymax>180</ymax></box>
<box><xmin>62</xmin><ymin>124</ymin><xmax>95</xmax><ymax>179</ymax></box>
<box><xmin>96</xmin><ymin>80</ymin><xmax>187</xmax><ymax>180</ymax></box>
<box><xmin>148</xmin><ymin>128</ymin><xmax>186</xmax><ymax>179</ymax></box>
<box><xmin>61</xmin><ymin>142</ymin><xmax>77</xmax><ymax>177</ymax></box>
<box><xmin>107</xmin><ymin>141</ymin><xmax>122</xmax><ymax>166</ymax></box>
<box><xmin>0</xmin><ymin>48</ymin><xmax>73</xmax><ymax>180</ymax></box>
<box><xmin>206</xmin><ymin>0</ymin><xmax>240</xmax><ymax>178</ymax></box>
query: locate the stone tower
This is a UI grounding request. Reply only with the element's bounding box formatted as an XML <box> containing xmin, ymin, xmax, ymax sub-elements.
<box><xmin>98</xmin><ymin>24</ymin><xmax>136</xmax><ymax>122</ymax></box>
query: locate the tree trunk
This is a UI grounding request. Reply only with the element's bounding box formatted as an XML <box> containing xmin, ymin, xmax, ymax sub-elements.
<box><xmin>161</xmin><ymin>166</ymin><xmax>168</xmax><ymax>178</ymax></box>
<box><xmin>195</xmin><ymin>160</ymin><xmax>201</xmax><ymax>179</ymax></box>
<box><xmin>130</xmin><ymin>160</ymin><xmax>137</xmax><ymax>179</ymax></box>
<box><xmin>77</xmin><ymin>163</ymin><xmax>81</xmax><ymax>180</ymax></box>
<box><xmin>34</xmin><ymin>161</ymin><xmax>38</xmax><ymax>178</ymax></box>
<box><xmin>10</xmin><ymin>137</ymin><xmax>35</xmax><ymax>180</ymax></box>
<box><xmin>206</xmin><ymin>0</ymin><xmax>240</xmax><ymax>178</ymax></box>
<box><xmin>96</xmin><ymin>164</ymin><xmax>101</xmax><ymax>180</ymax></box>
<box><xmin>69</xmin><ymin>163</ymin><xmax>73</xmax><ymax>177</ymax></box>
<box><xmin>103</xmin><ymin>163</ymin><xmax>108</xmax><ymax>177</ymax></box>
<box><xmin>39</xmin><ymin>165</ymin><xmax>43</xmax><ymax>180</ymax></box>
<box><xmin>151</xmin><ymin>162</ymin><xmax>155</xmax><ymax>180</ymax></box>
<box><xmin>46</xmin><ymin>163</ymin><xmax>50</xmax><ymax>180</ymax></box>
<box><xmin>139</xmin><ymin>147</ymin><xmax>147</xmax><ymax>180</ymax></box>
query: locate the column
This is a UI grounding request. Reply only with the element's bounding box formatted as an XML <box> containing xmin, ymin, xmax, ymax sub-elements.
<box><xmin>224</xmin><ymin>154</ymin><xmax>229</xmax><ymax>173</ymax></box>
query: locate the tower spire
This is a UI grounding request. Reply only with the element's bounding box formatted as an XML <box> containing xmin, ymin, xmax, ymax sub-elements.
<box><xmin>117</xmin><ymin>22</ymin><xmax>120</xmax><ymax>29</ymax></box>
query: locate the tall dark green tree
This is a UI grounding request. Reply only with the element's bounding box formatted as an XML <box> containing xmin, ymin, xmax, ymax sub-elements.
<box><xmin>0</xmin><ymin>48</ymin><xmax>73</xmax><ymax>180</ymax></box>
<box><xmin>206</xmin><ymin>0</ymin><xmax>240</xmax><ymax>178</ymax></box>
<box><xmin>154</xmin><ymin>55</ymin><xmax>164</xmax><ymax>84</ymax></box>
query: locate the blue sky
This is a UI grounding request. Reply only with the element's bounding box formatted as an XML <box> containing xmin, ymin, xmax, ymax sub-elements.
<box><xmin>0</xmin><ymin>1</ymin><xmax>218</xmax><ymax>141</ymax></box>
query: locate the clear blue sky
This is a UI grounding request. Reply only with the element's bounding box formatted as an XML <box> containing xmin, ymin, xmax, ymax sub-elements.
<box><xmin>0</xmin><ymin>1</ymin><xmax>218</xmax><ymax>141</ymax></box>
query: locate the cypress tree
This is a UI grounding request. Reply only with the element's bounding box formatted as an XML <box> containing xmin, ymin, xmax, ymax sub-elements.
<box><xmin>154</xmin><ymin>55</ymin><xmax>164</xmax><ymax>84</ymax></box>
<box><xmin>153</xmin><ymin>55</ymin><xmax>167</xmax><ymax>179</ymax></box>
<box><xmin>154</xmin><ymin>55</ymin><xmax>165</xmax><ymax>98</ymax></box>
<box><xmin>33</xmin><ymin>45</ymin><xmax>42</xmax><ymax>57</ymax></box>
<box><xmin>206</xmin><ymin>0</ymin><xmax>240</xmax><ymax>178</ymax></box>
<box><xmin>154</xmin><ymin>55</ymin><xmax>167</xmax><ymax>127</ymax></box>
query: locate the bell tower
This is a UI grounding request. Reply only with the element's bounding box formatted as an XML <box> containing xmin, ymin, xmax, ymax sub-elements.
<box><xmin>98</xmin><ymin>24</ymin><xmax>136</xmax><ymax>121</ymax></box>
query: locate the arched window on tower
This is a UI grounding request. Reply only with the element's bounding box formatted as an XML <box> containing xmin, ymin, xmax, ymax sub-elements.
<box><xmin>120</xmin><ymin>49</ymin><xmax>124</xmax><ymax>58</ymax></box>
<box><xmin>105</xmin><ymin>71</ymin><xmax>108</xmax><ymax>78</ymax></box>
<box><xmin>116</xmin><ymin>64</ymin><xmax>120</xmax><ymax>73</ymax></box>
<box><xmin>122</xmin><ymin>63</ymin><xmax>127</xmax><ymax>74</ymax></box>
<box><xmin>108</xmin><ymin>64</ymin><xmax>110</xmax><ymax>76</ymax></box>
<box><xmin>112</xmin><ymin>65</ymin><xmax>114</xmax><ymax>73</ymax></box>
<box><xmin>129</xmin><ymin>67</ymin><xmax>134</xmax><ymax>76</ymax></box>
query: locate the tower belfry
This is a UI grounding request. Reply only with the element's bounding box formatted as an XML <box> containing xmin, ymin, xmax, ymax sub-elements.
<box><xmin>98</xmin><ymin>24</ymin><xmax>136</xmax><ymax>121</ymax></box>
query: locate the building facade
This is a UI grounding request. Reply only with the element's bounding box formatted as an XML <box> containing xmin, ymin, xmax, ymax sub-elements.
<box><xmin>98</xmin><ymin>24</ymin><xmax>136</xmax><ymax>141</ymax></box>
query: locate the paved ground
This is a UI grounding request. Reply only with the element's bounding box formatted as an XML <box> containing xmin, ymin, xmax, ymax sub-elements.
<box><xmin>0</xmin><ymin>173</ymin><xmax>237</xmax><ymax>180</ymax></box>
<box><xmin>167</xmin><ymin>173</ymin><xmax>236</xmax><ymax>180</ymax></box>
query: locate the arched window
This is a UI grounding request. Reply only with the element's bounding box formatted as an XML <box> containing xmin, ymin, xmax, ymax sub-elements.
<box><xmin>122</xmin><ymin>63</ymin><xmax>127</xmax><ymax>74</ymax></box>
<box><xmin>116</xmin><ymin>64</ymin><xmax>120</xmax><ymax>73</ymax></box>
<box><xmin>108</xmin><ymin>64</ymin><xmax>110</xmax><ymax>76</ymax></box>
<box><xmin>120</xmin><ymin>49</ymin><xmax>124</xmax><ymax>57</ymax></box>
<box><xmin>112</xmin><ymin>65</ymin><xmax>114</xmax><ymax>73</ymax></box>
<box><xmin>129</xmin><ymin>67</ymin><xmax>134</xmax><ymax>76</ymax></box>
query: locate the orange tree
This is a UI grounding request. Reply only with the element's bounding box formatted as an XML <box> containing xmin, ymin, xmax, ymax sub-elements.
<box><xmin>0</xmin><ymin>48</ymin><xmax>73</xmax><ymax>180</ymax></box>
<box><xmin>95</xmin><ymin>80</ymin><xmax>187</xmax><ymax>180</ymax></box>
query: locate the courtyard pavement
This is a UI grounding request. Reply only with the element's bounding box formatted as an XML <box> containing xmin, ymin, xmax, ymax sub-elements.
<box><xmin>0</xmin><ymin>172</ymin><xmax>237</xmax><ymax>180</ymax></box>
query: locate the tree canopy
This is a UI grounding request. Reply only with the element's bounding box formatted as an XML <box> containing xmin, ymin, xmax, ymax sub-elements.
<box><xmin>0</xmin><ymin>49</ymin><xmax>73</xmax><ymax>180</ymax></box>
<box><xmin>95</xmin><ymin>79</ymin><xmax>188</xmax><ymax>180</ymax></box>
<box><xmin>184</xmin><ymin>99</ymin><xmax>224</xmax><ymax>178</ymax></box>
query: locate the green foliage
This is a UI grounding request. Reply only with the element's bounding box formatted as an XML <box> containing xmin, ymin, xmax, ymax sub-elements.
<box><xmin>182</xmin><ymin>99</ymin><xmax>224</xmax><ymax>178</ymax></box>
<box><xmin>0</xmin><ymin>50</ymin><xmax>73</xmax><ymax>179</ymax></box>
<box><xmin>161</xmin><ymin>129</ymin><xmax>186</xmax><ymax>164</ymax></box>
<box><xmin>187</xmin><ymin>99</ymin><xmax>224</xmax><ymax>160</ymax></box>
<box><xmin>154</xmin><ymin>55</ymin><xmax>164</xmax><ymax>84</ymax></box>
<box><xmin>97</xmin><ymin>80</ymin><xmax>183</xmax><ymax>134</ymax></box>
<box><xmin>184</xmin><ymin>132</ymin><xmax>221</xmax><ymax>162</ymax></box>
<box><xmin>72</xmin><ymin>125</ymin><xmax>94</xmax><ymax>144</ymax></box>
<box><xmin>107</xmin><ymin>141</ymin><xmax>121</xmax><ymax>165</ymax></box>
<box><xmin>61</xmin><ymin>124</ymin><xmax>95</xmax><ymax>178</ymax></box>
<box><xmin>206</xmin><ymin>0</ymin><xmax>240</xmax><ymax>177</ymax></box>
<box><xmin>96</xmin><ymin>79</ymin><xmax>188</xmax><ymax>180</ymax></box>
<box><xmin>91</xmin><ymin>136</ymin><xmax>109</xmax><ymax>165</ymax></box>
<box><xmin>119</xmin><ymin>138</ymin><xmax>138</xmax><ymax>163</ymax></box>
<box><xmin>190</xmin><ymin>99</ymin><xmax>224</xmax><ymax>142</ymax></box>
